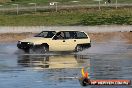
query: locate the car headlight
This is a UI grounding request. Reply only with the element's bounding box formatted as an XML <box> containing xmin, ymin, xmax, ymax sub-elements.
<box><xmin>27</xmin><ymin>42</ymin><xmax>33</xmax><ymax>45</ymax></box>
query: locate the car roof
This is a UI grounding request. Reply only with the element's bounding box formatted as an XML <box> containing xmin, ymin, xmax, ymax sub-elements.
<box><xmin>42</xmin><ymin>30</ymin><xmax>85</xmax><ymax>32</ymax></box>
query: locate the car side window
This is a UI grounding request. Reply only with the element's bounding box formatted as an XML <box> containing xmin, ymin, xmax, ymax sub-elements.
<box><xmin>69</xmin><ymin>32</ymin><xmax>76</xmax><ymax>39</ymax></box>
<box><xmin>63</xmin><ymin>31</ymin><xmax>76</xmax><ymax>39</ymax></box>
<box><xmin>64</xmin><ymin>32</ymin><xmax>70</xmax><ymax>39</ymax></box>
<box><xmin>76</xmin><ymin>32</ymin><xmax>88</xmax><ymax>39</ymax></box>
<box><xmin>53</xmin><ymin>32</ymin><xmax>65</xmax><ymax>40</ymax></box>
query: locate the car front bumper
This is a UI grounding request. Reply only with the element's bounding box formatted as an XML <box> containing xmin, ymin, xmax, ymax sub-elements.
<box><xmin>17</xmin><ymin>42</ymin><xmax>33</xmax><ymax>49</ymax></box>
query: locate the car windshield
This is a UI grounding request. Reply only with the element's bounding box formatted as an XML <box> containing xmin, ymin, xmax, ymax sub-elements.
<box><xmin>34</xmin><ymin>31</ymin><xmax>56</xmax><ymax>38</ymax></box>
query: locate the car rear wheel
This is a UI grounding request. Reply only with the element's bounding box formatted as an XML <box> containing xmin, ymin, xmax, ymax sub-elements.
<box><xmin>75</xmin><ymin>45</ymin><xmax>83</xmax><ymax>52</ymax></box>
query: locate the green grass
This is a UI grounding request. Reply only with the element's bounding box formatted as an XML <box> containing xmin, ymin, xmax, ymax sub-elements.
<box><xmin>0</xmin><ymin>11</ymin><xmax>82</xmax><ymax>26</ymax></box>
<box><xmin>0</xmin><ymin>8</ymin><xmax>132</xmax><ymax>26</ymax></box>
<box><xmin>81</xmin><ymin>8</ymin><xmax>132</xmax><ymax>25</ymax></box>
<box><xmin>0</xmin><ymin>0</ymin><xmax>132</xmax><ymax>26</ymax></box>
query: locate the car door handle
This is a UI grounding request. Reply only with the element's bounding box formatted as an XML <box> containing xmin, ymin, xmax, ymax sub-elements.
<box><xmin>63</xmin><ymin>40</ymin><xmax>65</xmax><ymax>42</ymax></box>
<box><xmin>74</xmin><ymin>40</ymin><xmax>76</xmax><ymax>42</ymax></box>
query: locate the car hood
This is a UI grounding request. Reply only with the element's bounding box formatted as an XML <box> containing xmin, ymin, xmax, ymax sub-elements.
<box><xmin>20</xmin><ymin>37</ymin><xmax>51</xmax><ymax>44</ymax></box>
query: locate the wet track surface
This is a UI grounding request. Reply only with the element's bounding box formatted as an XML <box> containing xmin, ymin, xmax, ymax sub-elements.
<box><xmin>0</xmin><ymin>33</ymin><xmax>132</xmax><ymax>88</ymax></box>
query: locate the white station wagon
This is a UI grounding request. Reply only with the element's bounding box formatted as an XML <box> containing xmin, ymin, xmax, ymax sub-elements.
<box><xmin>17</xmin><ymin>31</ymin><xmax>91</xmax><ymax>53</ymax></box>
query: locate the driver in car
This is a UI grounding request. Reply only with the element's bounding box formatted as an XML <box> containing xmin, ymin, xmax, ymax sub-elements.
<box><xmin>56</xmin><ymin>32</ymin><xmax>64</xmax><ymax>39</ymax></box>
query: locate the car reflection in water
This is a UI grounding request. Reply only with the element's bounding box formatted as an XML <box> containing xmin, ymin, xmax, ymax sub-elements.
<box><xmin>17</xmin><ymin>54</ymin><xmax>90</xmax><ymax>70</ymax></box>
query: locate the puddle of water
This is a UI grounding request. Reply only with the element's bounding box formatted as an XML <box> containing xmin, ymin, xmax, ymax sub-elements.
<box><xmin>0</xmin><ymin>54</ymin><xmax>90</xmax><ymax>88</ymax></box>
<box><xmin>0</xmin><ymin>32</ymin><xmax>132</xmax><ymax>88</ymax></box>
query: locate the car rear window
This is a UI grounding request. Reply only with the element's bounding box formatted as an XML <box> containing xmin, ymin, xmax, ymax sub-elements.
<box><xmin>75</xmin><ymin>32</ymin><xmax>88</xmax><ymax>39</ymax></box>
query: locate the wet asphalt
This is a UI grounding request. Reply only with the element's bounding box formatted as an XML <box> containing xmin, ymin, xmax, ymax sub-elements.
<box><xmin>0</xmin><ymin>35</ymin><xmax>132</xmax><ymax>88</ymax></box>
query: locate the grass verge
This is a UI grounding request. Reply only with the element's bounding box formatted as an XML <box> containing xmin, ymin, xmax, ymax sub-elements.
<box><xmin>0</xmin><ymin>7</ymin><xmax>132</xmax><ymax>26</ymax></box>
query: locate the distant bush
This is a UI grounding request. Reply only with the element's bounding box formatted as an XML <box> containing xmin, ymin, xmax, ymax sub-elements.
<box><xmin>80</xmin><ymin>14</ymin><xmax>132</xmax><ymax>25</ymax></box>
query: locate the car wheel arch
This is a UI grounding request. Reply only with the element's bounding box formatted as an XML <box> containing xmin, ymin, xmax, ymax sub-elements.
<box><xmin>41</xmin><ymin>43</ymin><xmax>49</xmax><ymax>48</ymax></box>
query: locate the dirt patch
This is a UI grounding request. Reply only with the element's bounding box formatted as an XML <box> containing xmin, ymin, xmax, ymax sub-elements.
<box><xmin>89</xmin><ymin>32</ymin><xmax>132</xmax><ymax>44</ymax></box>
<box><xmin>0</xmin><ymin>32</ymin><xmax>34</xmax><ymax>43</ymax></box>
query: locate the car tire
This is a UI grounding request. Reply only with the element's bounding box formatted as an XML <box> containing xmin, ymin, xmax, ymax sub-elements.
<box><xmin>30</xmin><ymin>45</ymin><xmax>48</xmax><ymax>54</ymax></box>
<box><xmin>75</xmin><ymin>45</ymin><xmax>83</xmax><ymax>52</ymax></box>
<box><xmin>23</xmin><ymin>48</ymin><xmax>30</xmax><ymax>53</ymax></box>
<box><xmin>41</xmin><ymin>45</ymin><xmax>48</xmax><ymax>53</ymax></box>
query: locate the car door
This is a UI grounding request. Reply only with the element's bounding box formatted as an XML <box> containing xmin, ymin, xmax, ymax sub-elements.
<box><xmin>49</xmin><ymin>31</ymin><xmax>76</xmax><ymax>51</ymax></box>
<box><xmin>62</xmin><ymin>31</ymin><xmax>76</xmax><ymax>51</ymax></box>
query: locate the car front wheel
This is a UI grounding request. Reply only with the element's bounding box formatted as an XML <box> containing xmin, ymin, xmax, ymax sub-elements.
<box><xmin>41</xmin><ymin>45</ymin><xmax>48</xmax><ymax>53</ymax></box>
<box><xmin>23</xmin><ymin>48</ymin><xmax>30</xmax><ymax>53</ymax></box>
<box><xmin>29</xmin><ymin>45</ymin><xmax>49</xmax><ymax>54</ymax></box>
